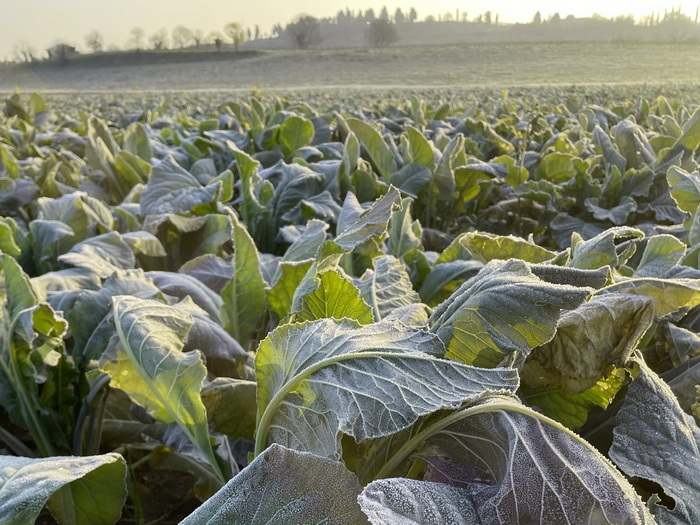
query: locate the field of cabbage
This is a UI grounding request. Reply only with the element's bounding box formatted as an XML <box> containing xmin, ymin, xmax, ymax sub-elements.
<box><xmin>1</xmin><ymin>86</ymin><xmax>700</xmax><ymax>524</ymax></box>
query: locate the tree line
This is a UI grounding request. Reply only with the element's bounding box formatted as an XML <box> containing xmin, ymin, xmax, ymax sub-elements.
<box><xmin>9</xmin><ymin>4</ymin><xmax>700</xmax><ymax>64</ymax></box>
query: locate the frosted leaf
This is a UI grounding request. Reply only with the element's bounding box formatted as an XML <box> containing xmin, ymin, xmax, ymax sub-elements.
<box><xmin>359</xmin><ymin>478</ymin><xmax>480</xmax><ymax>525</ymax></box>
<box><xmin>610</xmin><ymin>356</ymin><xmax>700</xmax><ymax>524</ymax></box>
<box><xmin>180</xmin><ymin>444</ymin><xmax>367</xmax><ymax>524</ymax></box>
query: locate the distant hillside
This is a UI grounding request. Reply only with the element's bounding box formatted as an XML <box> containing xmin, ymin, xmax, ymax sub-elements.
<box><xmin>242</xmin><ymin>16</ymin><xmax>700</xmax><ymax>51</ymax></box>
<box><xmin>3</xmin><ymin>42</ymin><xmax>700</xmax><ymax>93</ymax></box>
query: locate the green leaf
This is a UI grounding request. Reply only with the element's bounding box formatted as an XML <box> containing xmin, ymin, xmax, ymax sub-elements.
<box><xmin>279</xmin><ymin>115</ymin><xmax>315</xmax><ymax>157</ymax></box>
<box><xmin>29</xmin><ymin>220</ymin><xmax>76</xmax><ymax>274</ymax></box>
<box><xmin>69</xmin><ymin>270</ymin><xmax>162</xmax><ymax>365</ymax></box>
<box><xmin>85</xmin><ymin>116</ymin><xmax>118</xmax><ymax>178</ymax></box>
<box><xmin>389</xmin><ymin>163</ymin><xmax>432</xmax><ymax>198</ymax></box>
<box><xmin>433</xmin><ymin>133</ymin><xmax>463</xmax><ymax>200</ymax></box>
<box><xmin>145</xmin><ymin>213</ymin><xmax>232</xmax><ymax>269</ymax></box>
<box><xmin>149</xmin><ymin>271</ymin><xmax>223</xmax><ymax>322</ymax></box>
<box><xmin>121</xmin><ymin>231</ymin><xmax>167</xmax><ymax>258</ymax></box>
<box><xmin>584</xmin><ymin>195</ymin><xmax>637</xmax><ymax>226</ymax></box>
<box><xmin>346</xmin><ymin>117</ymin><xmax>398</xmax><ymax>179</ymax></box>
<box><xmin>201</xmin><ymin>378</ymin><xmax>257</xmax><ymax>440</ymax></box>
<box><xmin>430</xmin><ymin>259</ymin><xmax>591</xmax><ymax>367</ymax></box>
<box><xmin>419</xmin><ymin>260</ymin><xmax>482</xmax><ymax>306</ymax></box>
<box><xmin>405</xmin><ymin>125</ymin><xmax>436</xmax><ymax>171</ymax></box>
<box><xmin>383</xmin><ymin>303</ymin><xmax>432</xmax><ymax>328</ymax></box>
<box><xmin>179</xmin><ymin>254</ymin><xmax>233</xmax><ymax>294</ymax></box>
<box><xmin>667</xmin><ymin>165</ymin><xmax>700</xmax><ymax>214</ymax></box>
<box><xmin>671</xmin><ymin>107</ymin><xmax>700</xmax><ymax>153</ymax></box>
<box><xmin>141</xmin><ymin>156</ymin><xmax>221</xmax><ymax>216</ymax></box>
<box><xmin>31</xmin><ymin>268</ymin><xmax>101</xmax><ymax>304</ymax></box>
<box><xmin>113</xmin><ymin>151</ymin><xmax>151</xmax><ymax>196</ymax></box>
<box><xmin>0</xmin><ymin>218</ymin><xmax>23</xmax><ymax>257</ymax></box>
<box><xmin>339</xmin><ymin>131</ymin><xmax>360</xmax><ymax>193</ymax></box>
<box><xmin>36</xmin><ymin>192</ymin><xmax>114</xmax><ymax>244</ymax></box>
<box><xmin>280</xmin><ymin>219</ymin><xmax>329</xmax><ymax>265</ymax></box>
<box><xmin>612</xmin><ymin>118</ymin><xmax>656</xmax><ymax>169</ymax></box>
<box><xmin>268</xmin><ymin>163</ymin><xmax>324</xmax><ymax>227</ymax></box>
<box><xmin>494</xmin><ymin>154</ymin><xmax>528</xmax><ymax>187</ymax></box>
<box><xmin>452</xmin><ymin>166</ymin><xmax>491</xmax><ymax>212</ymax></box>
<box><xmin>122</xmin><ymin>122</ymin><xmax>153</xmax><ymax>161</ymax></box>
<box><xmin>593</xmin><ymin>124</ymin><xmax>627</xmax><ymax>172</ymax></box>
<box><xmin>1</xmin><ymin>252</ymin><xmax>38</xmax><ymax>319</ymax></box>
<box><xmin>524</xmin><ymin>293</ymin><xmax>654</xmax><ymax>394</ymax></box>
<box><xmin>661</xmin><ymin>355</ymin><xmax>700</xmax><ymax>416</ymax></box>
<box><xmin>220</xmin><ymin>214</ymin><xmax>266</xmax><ymax>348</ymax></box>
<box><xmin>610</xmin><ymin>357</ymin><xmax>700</xmax><ymax>524</ymax></box>
<box><xmin>179</xmin><ymin>444</ymin><xmax>368</xmax><ymax>525</ymax></box>
<box><xmin>387</xmin><ymin>197</ymin><xmax>423</xmax><ymax>261</ymax></box>
<box><xmin>0</xmin><ymin>453</ymin><xmax>126</xmax><ymax>525</ymax></box>
<box><xmin>634</xmin><ymin>234</ymin><xmax>686</xmax><ymax>277</ymax></box>
<box><xmin>461</xmin><ymin>231</ymin><xmax>558</xmax><ymax>264</ymax></box>
<box><xmin>569</xmin><ymin>227</ymin><xmax>644</xmax><ymax>270</ymax></box>
<box><xmin>666</xmin><ymin>322</ymin><xmax>700</xmax><ymax>363</ymax></box>
<box><xmin>295</xmin><ymin>270</ymin><xmax>374</xmax><ymax>324</ymax></box>
<box><xmin>255</xmin><ymin>318</ymin><xmax>519</xmax><ymax>458</ymax></box>
<box><xmin>521</xmin><ymin>369</ymin><xmax>627</xmax><ymax>429</ymax></box>
<box><xmin>333</xmin><ymin>186</ymin><xmax>401</xmax><ymax>251</ymax></box>
<box><xmin>267</xmin><ymin>259</ymin><xmax>314</xmax><ymax>320</ymax></box>
<box><xmin>99</xmin><ymin>296</ymin><xmax>224</xmax><ymax>481</ymax></box>
<box><xmin>535</xmin><ymin>152</ymin><xmax>577</xmax><ymax>183</ymax></box>
<box><xmin>423</xmin><ymin>397</ymin><xmax>652</xmax><ymax>523</ymax></box>
<box><xmin>597</xmin><ymin>276</ymin><xmax>700</xmax><ymax>317</ymax></box>
<box><xmin>355</xmin><ymin>255</ymin><xmax>420</xmax><ymax>321</ymax></box>
<box><xmin>58</xmin><ymin>231</ymin><xmax>136</xmax><ymax>278</ymax></box>
<box><xmin>529</xmin><ymin>264</ymin><xmax>609</xmax><ymax>289</ymax></box>
<box><xmin>359</xmin><ymin>478</ymin><xmax>480</xmax><ymax>524</ymax></box>
<box><xmin>0</xmin><ymin>143</ymin><xmax>20</xmax><ymax>179</ymax></box>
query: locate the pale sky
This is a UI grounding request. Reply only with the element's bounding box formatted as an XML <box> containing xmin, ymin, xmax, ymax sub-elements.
<box><xmin>1</xmin><ymin>1</ymin><xmax>698</xmax><ymax>60</ymax></box>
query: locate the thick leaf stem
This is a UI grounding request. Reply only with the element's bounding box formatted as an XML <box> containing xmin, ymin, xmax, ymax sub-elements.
<box><xmin>1</xmin><ymin>313</ymin><xmax>57</xmax><ymax>456</ymax></box>
<box><xmin>373</xmin><ymin>398</ymin><xmax>602</xmax><ymax>480</ymax></box>
<box><xmin>72</xmin><ymin>372</ymin><xmax>111</xmax><ymax>455</ymax></box>
<box><xmin>254</xmin><ymin>348</ymin><xmax>468</xmax><ymax>457</ymax></box>
<box><xmin>113</xmin><ymin>303</ymin><xmax>226</xmax><ymax>482</ymax></box>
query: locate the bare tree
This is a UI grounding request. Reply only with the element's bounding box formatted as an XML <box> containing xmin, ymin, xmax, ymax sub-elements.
<box><xmin>85</xmin><ymin>30</ymin><xmax>103</xmax><ymax>53</ymax></box>
<box><xmin>172</xmin><ymin>26</ymin><xmax>194</xmax><ymax>48</ymax></box>
<box><xmin>13</xmin><ymin>41</ymin><xmax>36</xmax><ymax>63</ymax></box>
<box><xmin>129</xmin><ymin>27</ymin><xmax>145</xmax><ymax>50</ymax></box>
<box><xmin>192</xmin><ymin>28</ymin><xmax>204</xmax><ymax>47</ymax></box>
<box><xmin>149</xmin><ymin>29</ymin><xmax>169</xmax><ymax>50</ymax></box>
<box><xmin>366</xmin><ymin>19</ymin><xmax>399</xmax><ymax>47</ymax></box>
<box><xmin>224</xmin><ymin>22</ymin><xmax>246</xmax><ymax>51</ymax></box>
<box><xmin>286</xmin><ymin>16</ymin><xmax>322</xmax><ymax>49</ymax></box>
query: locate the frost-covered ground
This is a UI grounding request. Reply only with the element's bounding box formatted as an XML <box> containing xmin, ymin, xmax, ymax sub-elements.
<box><xmin>2</xmin><ymin>41</ymin><xmax>700</xmax><ymax>93</ymax></box>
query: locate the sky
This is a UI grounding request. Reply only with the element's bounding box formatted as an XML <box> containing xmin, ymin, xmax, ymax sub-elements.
<box><xmin>1</xmin><ymin>1</ymin><xmax>698</xmax><ymax>60</ymax></box>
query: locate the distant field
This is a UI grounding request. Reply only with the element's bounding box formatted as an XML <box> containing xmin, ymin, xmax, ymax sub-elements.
<box><xmin>2</xmin><ymin>41</ymin><xmax>700</xmax><ymax>92</ymax></box>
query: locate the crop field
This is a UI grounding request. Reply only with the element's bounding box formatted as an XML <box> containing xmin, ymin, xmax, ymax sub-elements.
<box><xmin>2</xmin><ymin>41</ymin><xmax>700</xmax><ymax>92</ymax></box>
<box><xmin>1</xmin><ymin>84</ymin><xmax>700</xmax><ymax>524</ymax></box>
